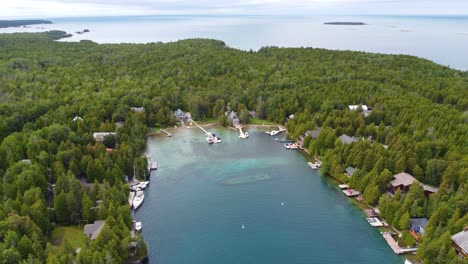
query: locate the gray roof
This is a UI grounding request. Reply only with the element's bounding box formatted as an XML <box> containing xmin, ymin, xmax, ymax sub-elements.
<box><xmin>83</xmin><ymin>220</ymin><xmax>106</xmax><ymax>240</ymax></box>
<box><xmin>174</xmin><ymin>109</ymin><xmax>184</xmax><ymax>117</ymax></box>
<box><xmin>410</xmin><ymin>218</ymin><xmax>428</xmax><ymax>228</ymax></box>
<box><xmin>452</xmin><ymin>230</ymin><xmax>468</xmax><ymax>254</ymax></box>
<box><xmin>305</xmin><ymin>129</ymin><xmax>321</xmax><ymax>139</ymax></box>
<box><xmin>131</xmin><ymin>107</ymin><xmax>145</xmax><ymax>113</ymax></box>
<box><xmin>339</xmin><ymin>134</ymin><xmax>358</xmax><ymax>144</ymax></box>
<box><xmin>390</xmin><ymin>172</ymin><xmax>417</xmax><ymax>187</ymax></box>
<box><xmin>228</xmin><ymin>111</ymin><xmax>238</xmax><ymax>121</ymax></box>
<box><xmin>345</xmin><ymin>166</ymin><xmax>356</xmax><ymax>175</ymax></box>
<box><xmin>422</xmin><ymin>184</ymin><xmax>439</xmax><ymax>193</ymax></box>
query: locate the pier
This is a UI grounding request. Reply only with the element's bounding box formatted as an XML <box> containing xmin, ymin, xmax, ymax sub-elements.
<box><xmin>191</xmin><ymin>120</ymin><xmax>209</xmax><ymax>135</ymax></box>
<box><xmin>382</xmin><ymin>233</ymin><xmax>418</xmax><ymax>255</ymax></box>
<box><xmin>160</xmin><ymin>129</ymin><xmax>172</xmax><ymax>137</ymax></box>
<box><xmin>237</xmin><ymin>125</ymin><xmax>249</xmax><ymax>138</ymax></box>
<box><xmin>128</xmin><ymin>191</ymin><xmax>135</xmax><ymax>207</ymax></box>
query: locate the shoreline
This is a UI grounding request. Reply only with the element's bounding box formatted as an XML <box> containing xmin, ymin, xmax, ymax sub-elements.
<box><xmin>146</xmin><ymin>123</ymin><xmax>279</xmax><ymax>136</ymax></box>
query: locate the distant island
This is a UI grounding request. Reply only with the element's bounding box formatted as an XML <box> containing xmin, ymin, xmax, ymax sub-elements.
<box><xmin>0</xmin><ymin>20</ymin><xmax>52</xmax><ymax>28</ymax></box>
<box><xmin>324</xmin><ymin>22</ymin><xmax>367</xmax><ymax>25</ymax></box>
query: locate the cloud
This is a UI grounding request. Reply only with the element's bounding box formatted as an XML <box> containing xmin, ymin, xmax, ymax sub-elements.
<box><xmin>2</xmin><ymin>0</ymin><xmax>468</xmax><ymax>18</ymax></box>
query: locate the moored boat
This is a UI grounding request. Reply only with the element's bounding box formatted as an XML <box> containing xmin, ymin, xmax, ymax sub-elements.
<box><xmin>133</xmin><ymin>190</ymin><xmax>145</xmax><ymax>209</ymax></box>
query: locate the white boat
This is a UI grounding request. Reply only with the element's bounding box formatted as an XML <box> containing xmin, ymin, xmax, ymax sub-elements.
<box><xmin>308</xmin><ymin>162</ymin><xmax>321</xmax><ymax>170</ymax></box>
<box><xmin>239</xmin><ymin>127</ymin><xmax>249</xmax><ymax>139</ymax></box>
<box><xmin>133</xmin><ymin>190</ymin><xmax>145</xmax><ymax>209</ymax></box>
<box><xmin>242</xmin><ymin>224</ymin><xmax>245</xmax><ymax>229</ymax></box>
<box><xmin>135</xmin><ymin>221</ymin><xmax>142</xmax><ymax>231</ymax></box>
<box><xmin>284</xmin><ymin>143</ymin><xmax>291</xmax><ymax>149</ymax></box>
<box><xmin>207</xmin><ymin>133</ymin><xmax>221</xmax><ymax>143</ymax></box>
<box><xmin>270</xmin><ymin>130</ymin><xmax>279</xmax><ymax>136</ymax></box>
<box><xmin>206</xmin><ymin>136</ymin><xmax>213</xmax><ymax>144</ymax></box>
<box><xmin>404</xmin><ymin>259</ymin><xmax>412</xmax><ymax>264</ymax></box>
<box><xmin>135</xmin><ymin>181</ymin><xmax>149</xmax><ymax>189</ymax></box>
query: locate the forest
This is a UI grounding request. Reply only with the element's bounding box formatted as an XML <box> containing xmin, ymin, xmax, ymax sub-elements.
<box><xmin>0</xmin><ymin>30</ymin><xmax>466</xmax><ymax>263</ymax></box>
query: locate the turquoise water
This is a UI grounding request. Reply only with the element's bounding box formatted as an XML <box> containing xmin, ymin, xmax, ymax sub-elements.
<box><xmin>1</xmin><ymin>15</ymin><xmax>468</xmax><ymax>70</ymax></box>
<box><xmin>137</xmin><ymin>127</ymin><xmax>403</xmax><ymax>263</ymax></box>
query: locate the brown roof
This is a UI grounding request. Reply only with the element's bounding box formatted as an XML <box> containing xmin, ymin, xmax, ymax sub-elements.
<box><xmin>390</xmin><ymin>172</ymin><xmax>417</xmax><ymax>187</ymax></box>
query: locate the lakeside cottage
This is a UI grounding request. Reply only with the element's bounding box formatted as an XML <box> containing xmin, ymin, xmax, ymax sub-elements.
<box><xmin>345</xmin><ymin>166</ymin><xmax>357</xmax><ymax>178</ymax></box>
<box><xmin>389</xmin><ymin>172</ymin><xmax>438</xmax><ymax>196</ymax></box>
<box><xmin>409</xmin><ymin>218</ymin><xmax>429</xmax><ymax>240</ymax></box>
<box><xmin>248</xmin><ymin>111</ymin><xmax>256</xmax><ymax>119</ymax></box>
<box><xmin>83</xmin><ymin>220</ymin><xmax>106</xmax><ymax>241</ymax></box>
<box><xmin>338</xmin><ymin>134</ymin><xmax>359</xmax><ymax>144</ymax></box>
<box><xmin>452</xmin><ymin>228</ymin><xmax>468</xmax><ymax>258</ymax></box>
<box><xmin>174</xmin><ymin>109</ymin><xmax>192</xmax><ymax>124</ymax></box>
<box><xmin>227</xmin><ymin>111</ymin><xmax>240</xmax><ymax>126</ymax></box>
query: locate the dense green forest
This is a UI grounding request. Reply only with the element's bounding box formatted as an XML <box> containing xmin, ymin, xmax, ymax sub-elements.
<box><xmin>0</xmin><ymin>31</ymin><xmax>466</xmax><ymax>263</ymax></box>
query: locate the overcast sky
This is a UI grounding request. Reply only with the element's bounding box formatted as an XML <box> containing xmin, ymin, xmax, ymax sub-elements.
<box><xmin>3</xmin><ymin>0</ymin><xmax>468</xmax><ymax>18</ymax></box>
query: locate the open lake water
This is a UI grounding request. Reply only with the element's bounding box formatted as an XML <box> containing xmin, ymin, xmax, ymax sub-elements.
<box><xmin>138</xmin><ymin>127</ymin><xmax>402</xmax><ymax>263</ymax></box>
<box><xmin>2</xmin><ymin>15</ymin><xmax>468</xmax><ymax>70</ymax></box>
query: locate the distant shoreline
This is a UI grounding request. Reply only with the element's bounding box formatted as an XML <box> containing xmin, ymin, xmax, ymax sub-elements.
<box><xmin>0</xmin><ymin>20</ymin><xmax>52</xmax><ymax>28</ymax></box>
<box><xmin>324</xmin><ymin>22</ymin><xmax>367</xmax><ymax>25</ymax></box>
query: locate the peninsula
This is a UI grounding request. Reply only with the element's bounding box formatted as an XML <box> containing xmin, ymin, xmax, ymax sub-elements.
<box><xmin>0</xmin><ymin>20</ymin><xmax>52</xmax><ymax>28</ymax></box>
<box><xmin>324</xmin><ymin>22</ymin><xmax>367</xmax><ymax>25</ymax></box>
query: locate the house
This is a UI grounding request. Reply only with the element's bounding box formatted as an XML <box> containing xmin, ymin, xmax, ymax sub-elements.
<box><xmin>345</xmin><ymin>166</ymin><xmax>357</xmax><ymax>178</ymax></box>
<box><xmin>83</xmin><ymin>220</ymin><xmax>106</xmax><ymax>240</ymax></box>
<box><xmin>72</xmin><ymin>116</ymin><xmax>83</xmax><ymax>122</ymax></box>
<box><xmin>349</xmin><ymin>105</ymin><xmax>372</xmax><ymax>117</ymax></box>
<box><xmin>389</xmin><ymin>172</ymin><xmax>439</xmax><ymax>196</ymax></box>
<box><xmin>248</xmin><ymin>111</ymin><xmax>256</xmax><ymax>119</ymax></box>
<box><xmin>409</xmin><ymin>218</ymin><xmax>429</xmax><ymax>240</ymax></box>
<box><xmin>348</xmin><ymin>105</ymin><xmax>369</xmax><ymax>111</ymax></box>
<box><xmin>174</xmin><ymin>109</ymin><xmax>192</xmax><ymax>124</ymax></box>
<box><xmin>115</xmin><ymin>121</ymin><xmax>124</xmax><ymax>128</ymax></box>
<box><xmin>131</xmin><ymin>107</ymin><xmax>145</xmax><ymax>113</ymax></box>
<box><xmin>338</xmin><ymin>134</ymin><xmax>359</xmax><ymax>144</ymax></box>
<box><xmin>227</xmin><ymin>111</ymin><xmax>239</xmax><ymax>126</ymax></box>
<box><xmin>422</xmin><ymin>184</ymin><xmax>439</xmax><ymax>196</ymax></box>
<box><xmin>451</xmin><ymin>228</ymin><xmax>468</xmax><ymax>258</ymax></box>
<box><xmin>389</xmin><ymin>172</ymin><xmax>417</xmax><ymax>194</ymax></box>
<box><xmin>305</xmin><ymin>129</ymin><xmax>321</xmax><ymax>139</ymax></box>
<box><xmin>288</xmin><ymin>114</ymin><xmax>295</xmax><ymax>119</ymax></box>
<box><xmin>93</xmin><ymin>132</ymin><xmax>116</xmax><ymax>142</ymax></box>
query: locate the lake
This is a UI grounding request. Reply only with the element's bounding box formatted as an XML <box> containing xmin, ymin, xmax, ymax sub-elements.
<box><xmin>1</xmin><ymin>15</ymin><xmax>468</xmax><ymax>70</ymax></box>
<box><xmin>137</xmin><ymin>126</ymin><xmax>403</xmax><ymax>263</ymax></box>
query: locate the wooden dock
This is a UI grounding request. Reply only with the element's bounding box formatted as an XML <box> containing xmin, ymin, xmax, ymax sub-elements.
<box><xmin>160</xmin><ymin>129</ymin><xmax>172</xmax><ymax>137</ymax></box>
<box><xmin>343</xmin><ymin>189</ymin><xmax>361</xmax><ymax>197</ymax></box>
<box><xmin>128</xmin><ymin>191</ymin><xmax>135</xmax><ymax>207</ymax></box>
<box><xmin>382</xmin><ymin>233</ymin><xmax>417</xmax><ymax>255</ymax></box>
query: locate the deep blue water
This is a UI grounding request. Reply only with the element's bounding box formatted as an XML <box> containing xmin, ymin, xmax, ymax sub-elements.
<box><xmin>137</xmin><ymin>127</ymin><xmax>403</xmax><ymax>263</ymax></box>
<box><xmin>1</xmin><ymin>14</ymin><xmax>467</xmax><ymax>70</ymax></box>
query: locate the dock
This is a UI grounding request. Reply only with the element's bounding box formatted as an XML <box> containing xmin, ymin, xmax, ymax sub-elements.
<box><xmin>338</xmin><ymin>184</ymin><xmax>349</xmax><ymax>190</ymax></box>
<box><xmin>128</xmin><ymin>191</ymin><xmax>135</xmax><ymax>207</ymax></box>
<box><xmin>160</xmin><ymin>129</ymin><xmax>172</xmax><ymax>137</ymax></box>
<box><xmin>343</xmin><ymin>189</ymin><xmax>361</xmax><ymax>197</ymax></box>
<box><xmin>382</xmin><ymin>233</ymin><xmax>418</xmax><ymax>255</ymax></box>
<box><xmin>191</xmin><ymin>120</ymin><xmax>209</xmax><ymax>135</ymax></box>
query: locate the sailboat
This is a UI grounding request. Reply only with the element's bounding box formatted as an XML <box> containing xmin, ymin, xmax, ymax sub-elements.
<box><xmin>133</xmin><ymin>190</ymin><xmax>145</xmax><ymax>209</ymax></box>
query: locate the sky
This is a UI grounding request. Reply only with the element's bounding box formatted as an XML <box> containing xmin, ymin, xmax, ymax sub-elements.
<box><xmin>2</xmin><ymin>0</ymin><xmax>468</xmax><ymax>18</ymax></box>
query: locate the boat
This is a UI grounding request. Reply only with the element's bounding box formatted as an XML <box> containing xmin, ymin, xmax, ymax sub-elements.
<box><xmin>269</xmin><ymin>130</ymin><xmax>279</xmax><ymax>136</ymax></box>
<box><xmin>212</xmin><ymin>134</ymin><xmax>222</xmax><ymax>143</ymax></box>
<box><xmin>404</xmin><ymin>259</ymin><xmax>412</xmax><ymax>264</ymax></box>
<box><xmin>284</xmin><ymin>143</ymin><xmax>291</xmax><ymax>149</ymax></box>
<box><xmin>130</xmin><ymin>185</ymin><xmax>141</xmax><ymax>192</ymax></box>
<box><xmin>206</xmin><ymin>136</ymin><xmax>213</xmax><ymax>144</ymax></box>
<box><xmin>135</xmin><ymin>181</ymin><xmax>149</xmax><ymax>189</ymax></box>
<box><xmin>242</xmin><ymin>224</ymin><xmax>245</xmax><ymax>229</ymax></box>
<box><xmin>135</xmin><ymin>221</ymin><xmax>142</xmax><ymax>231</ymax></box>
<box><xmin>206</xmin><ymin>132</ymin><xmax>221</xmax><ymax>143</ymax></box>
<box><xmin>307</xmin><ymin>161</ymin><xmax>321</xmax><ymax>169</ymax></box>
<box><xmin>133</xmin><ymin>190</ymin><xmax>145</xmax><ymax>209</ymax></box>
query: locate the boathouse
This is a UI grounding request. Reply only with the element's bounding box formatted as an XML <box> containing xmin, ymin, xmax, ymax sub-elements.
<box><xmin>83</xmin><ymin>220</ymin><xmax>106</xmax><ymax>240</ymax></box>
<box><xmin>451</xmin><ymin>228</ymin><xmax>468</xmax><ymax>258</ymax></box>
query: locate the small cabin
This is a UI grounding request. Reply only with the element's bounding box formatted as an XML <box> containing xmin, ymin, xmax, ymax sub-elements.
<box><xmin>451</xmin><ymin>228</ymin><xmax>468</xmax><ymax>258</ymax></box>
